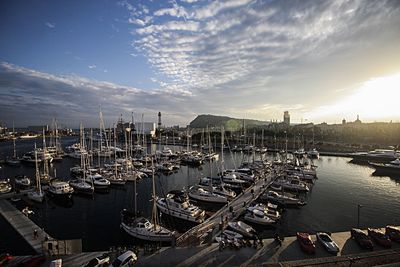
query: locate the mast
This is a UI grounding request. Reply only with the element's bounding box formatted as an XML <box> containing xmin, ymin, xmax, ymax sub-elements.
<box><xmin>114</xmin><ymin>126</ymin><xmax>118</xmax><ymax>178</ymax></box>
<box><xmin>42</xmin><ymin>128</ymin><xmax>49</xmax><ymax>179</ymax></box>
<box><xmin>151</xmin><ymin>158</ymin><xmax>158</xmax><ymax>230</ymax></box>
<box><xmin>13</xmin><ymin>138</ymin><xmax>17</xmax><ymax>159</ymax></box>
<box><xmin>34</xmin><ymin>143</ymin><xmax>41</xmax><ymax>195</ymax></box>
<box><xmin>221</xmin><ymin>126</ymin><xmax>224</xmax><ymax>174</ymax></box>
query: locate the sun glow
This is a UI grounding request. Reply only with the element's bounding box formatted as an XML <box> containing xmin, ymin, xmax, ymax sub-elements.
<box><xmin>309</xmin><ymin>73</ymin><xmax>400</xmax><ymax>122</ymax></box>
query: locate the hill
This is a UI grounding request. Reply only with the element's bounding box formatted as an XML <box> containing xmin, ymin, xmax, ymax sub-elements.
<box><xmin>189</xmin><ymin>114</ymin><xmax>269</xmax><ymax>131</ymax></box>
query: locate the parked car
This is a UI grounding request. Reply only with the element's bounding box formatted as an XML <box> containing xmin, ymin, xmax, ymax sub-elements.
<box><xmin>109</xmin><ymin>250</ymin><xmax>137</xmax><ymax>267</ymax></box>
<box><xmin>0</xmin><ymin>253</ymin><xmax>13</xmax><ymax>267</ymax></box>
<box><xmin>82</xmin><ymin>253</ymin><xmax>110</xmax><ymax>267</ymax></box>
<box><xmin>316</xmin><ymin>232</ymin><xmax>340</xmax><ymax>254</ymax></box>
<box><xmin>4</xmin><ymin>254</ymin><xmax>45</xmax><ymax>267</ymax></box>
<box><xmin>296</xmin><ymin>232</ymin><xmax>316</xmax><ymax>254</ymax></box>
<box><xmin>385</xmin><ymin>225</ymin><xmax>400</xmax><ymax>242</ymax></box>
<box><xmin>350</xmin><ymin>228</ymin><xmax>373</xmax><ymax>250</ymax></box>
<box><xmin>368</xmin><ymin>228</ymin><xmax>391</xmax><ymax>248</ymax></box>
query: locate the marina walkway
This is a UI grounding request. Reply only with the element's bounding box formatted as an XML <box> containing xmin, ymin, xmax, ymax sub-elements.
<box><xmin>0</xmin><ymin>199</ymin><xmax>52</xmax><ymax>254</ymax></box>
<box><xmin>176</xmin><ymin>167</ymin><xmax>279</xmax><ymax>246</ymax></box>
<box><xmin>136</xmin><ymin>229</ymin><xmax>400</xmax><ymax>267</ymax></box>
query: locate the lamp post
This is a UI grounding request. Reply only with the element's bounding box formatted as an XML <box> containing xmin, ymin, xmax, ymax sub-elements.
<box><xmin>357</xmin><ymin>204</ymin><xmax>363</xmax><ymax>228</ymax></box>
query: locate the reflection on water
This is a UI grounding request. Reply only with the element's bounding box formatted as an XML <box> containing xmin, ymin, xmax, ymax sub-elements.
<box><xmin>1</xmin><ymin>138</ymin><xmax>400</xmax><ymax>254</ymax></box>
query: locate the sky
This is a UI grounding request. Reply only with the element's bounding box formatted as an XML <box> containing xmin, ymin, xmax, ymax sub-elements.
<box><xmin>1</xmin><ymin>0</ymin><xmax>400</xmax><ymax>128</ymax></box>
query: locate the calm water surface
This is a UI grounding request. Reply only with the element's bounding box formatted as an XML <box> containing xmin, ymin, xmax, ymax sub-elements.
<box><xmin>1</xmin><ymin>138</ymin><xmax>400</xmax><ymax>254</ymax></box>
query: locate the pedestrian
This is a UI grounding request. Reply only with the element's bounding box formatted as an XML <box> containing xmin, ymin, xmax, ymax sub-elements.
<box><xmin>33</xmin><ymin>229</ymin><xmax>38</xmax><ymax>239</ymax></box>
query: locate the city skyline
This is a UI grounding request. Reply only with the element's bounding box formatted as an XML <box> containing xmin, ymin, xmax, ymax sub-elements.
<box><xmin>1</xmin><ymin>0</ymin><xmax>400</xmax><ymax>127</ymax></box>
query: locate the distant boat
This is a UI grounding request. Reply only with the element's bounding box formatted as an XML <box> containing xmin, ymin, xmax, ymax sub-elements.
<box><xmin>19</xmin><ymin>134</ymin><xmax>38</xmax><ymax>139</ymax></box>
<box><xmin>351</xmin><ymin>149</ymin><xmax>400</xmax><ymax>163</ymax></box>
<box><xmin>370</xmin><ymin>158</ymin><xmax>400</xmax><ymax>173</ymax></box>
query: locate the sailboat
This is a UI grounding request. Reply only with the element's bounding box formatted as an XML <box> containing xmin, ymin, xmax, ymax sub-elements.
<box><xmin>6</xmin><ymin>138</ymin><xmax>21</xmax><ymax>166</ymax></box>
<box><xmin>120</xmin><ymin>159</ymin><xmax>175</xmax><ymax>242</ymax></box>
<box><xmin>69</xmin><ymin>124</ymin><xmax>94</xmax><ymax>195</ymax></box>
<box><xmin>28</xmin><ymin>143</ymin><xmax>45</xmax><ymax>202</ymax></box>
<box><xmin>189</xmin><ymin>127</ymin><xmax>229</xmax><ymax>204</ymax></box>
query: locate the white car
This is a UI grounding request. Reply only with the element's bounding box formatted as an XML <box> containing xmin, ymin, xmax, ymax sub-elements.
<box><xmin>109</xmin><ymin>251</ymin><xmax>137</xmax><ymax>267</ymax></box>
<box><xmin>81</xmin><ymin>254</ymin><xmax>110</xmax><ymax>267</ymax></box>
<box><xmin>316</xmin><ymin>232</ymin><xmax>340</xmax><ymax>254</ymax></box>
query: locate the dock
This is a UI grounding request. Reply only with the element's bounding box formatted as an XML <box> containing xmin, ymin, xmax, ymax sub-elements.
<box><xmin>176</xmin><ymin>167</ymin><xmax>279</xmax><ymax>246</ymax></box>
<box><xmin>135</xmin><ymin>229</ymin><xmax>400</xmax><ymax>267</ymax></box>
<box><xmin>0</xmin><ymin>199</ymin><xmax>52</xmax><ymax>254</ymax></box>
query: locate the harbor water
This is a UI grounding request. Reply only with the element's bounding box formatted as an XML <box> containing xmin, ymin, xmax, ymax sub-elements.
<box><xmin>1</xmin><ymin>137</ymin><xmax>400</xmax><ymax>254</ymax></box>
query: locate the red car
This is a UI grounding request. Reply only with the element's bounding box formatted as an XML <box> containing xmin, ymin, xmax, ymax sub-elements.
<box><xmin>368</xmin><ymin>228</ymin><xmax>392</xmax><ymax>248</ymax></box>
<box><xmin>297</xmin><ymin>232</ymin><xmax>316</xmax><ymax>254</ymax></box>
<box><xmin>0</xmin><ymin>253</ymin><xmax>13</xmax><ymax>267</ymax></box>
<box><xmin>351</xmin><ymin>228</ymin><xmax>373</xmax><ymax>250</ymax></box>
<box><xmin>385</xmin><ymin>226</ymin><xmax>400</xmax><ymax>242</ymax></box>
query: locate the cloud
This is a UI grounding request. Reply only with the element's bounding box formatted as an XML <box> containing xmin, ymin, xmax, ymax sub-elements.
<box><xmin>88</xmin><ymin>65</ymin><xmax>97</xmax><ymax>69</ymax></box>
<box><xmin>0</xmin><ymin>62</ymin><xmax>193</xmax><ymax>127</ymax></box>
<box><xmin>45</xmin><ymin>22</ymin><xmax>56</xmax><ymax>28</ymax></box>
<box><xmin>120</xmin><ymin>0</ymin><xmax>400</xmax><ymax>123</ymax></box>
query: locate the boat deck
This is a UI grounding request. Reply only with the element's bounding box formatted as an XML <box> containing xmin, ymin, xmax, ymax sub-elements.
<box><xmin>176</xmin><ymin>167</ymin><xmax>279</xmax><ymax>246</ymax></box>
<box><xmin>0</xmin><ymin>199</ymin><xmax>52</xmax><ymax>254</ymax></box>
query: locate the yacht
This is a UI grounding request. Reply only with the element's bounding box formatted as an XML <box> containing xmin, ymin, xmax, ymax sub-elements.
<box><xmin>47</xmin><ymin>181</ymin><xmax>74</xmax><ymax>199</ymax></box>
<box><xmin>247</xmin><ymin>203</ymin><xmax>281</xmax><ymax>220</ymax></box>
<box><xmin>244</xmin><ymin>209</ymin><xmax>275</xmax><ymax>226</ymax></box>
<box><xmin>14</xmin><ymin>175</ymin><xmax>31</xmax><ymax>189</ymax></box>
<box><xmin>370</xmin><ymin>158</ymin><xmax>400</xmax><ymax>173</ymax></box>
<box><xmin>188</xmin><ymin>185</ymin><xmax>228</xmax><ymax>204</ymax></box>
<box><xmin>227</xmin><ymin>221</ymin><xmax>256</xmax><ymax>238</ymax></box>
<box><xmin>272</xmin><ymin>178</ymin><xmax>309</xmax><ymax>192</ymax></box>
<box><xmin>260</xmin><ymin>191</ymin><xmax>305</xmax><ymax>206</ymax></box>
<box><xmin>351</xmin><ymin>149</ymin><xmax>400</xmax><ymax>163</ymax></box>
<box><xmin>0</xmin><ymin>180</ymin><xmax>12</xmax><ymax>194</ymax></box>
<box><xmin>69</xmin><ymin>179</ymin><xmax>94</xmax><ymax>195</ymax></box>
<box><xmin>307</xmin><ymin>148</ymin><xmax>320</xmax><ymax>159</ymax></box>
<box><xmin>89</xmin><ymin>174</ymin><xmax>110</xmax><ymax>190</ymax></box>
<box><xmin>156</xmin><ymin>191</ymin><xmax>206</xmax><ymax>223</ymax></box>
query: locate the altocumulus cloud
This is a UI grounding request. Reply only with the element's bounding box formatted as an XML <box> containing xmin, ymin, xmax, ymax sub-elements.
<box><xmin>0</xmin><ymin>62</ymin><xmax>194</xmax><ymax>127</ymax></box>
<box><xmin>124</xmin><ymin>0</ymin><xmax>400</xmax><ymax>121</ymax></box>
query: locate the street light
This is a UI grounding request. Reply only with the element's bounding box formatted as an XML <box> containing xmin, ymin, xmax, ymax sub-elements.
<box><xmin>357</xmin><ymin>204</ymin><xmax>363</xmax><ymax>228</ymax></box>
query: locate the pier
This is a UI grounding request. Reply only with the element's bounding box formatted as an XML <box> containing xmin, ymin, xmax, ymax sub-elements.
<box><xmin>0</xmin><ymin>199</ymin><xmax>52</xmax><ymax>254</ymax></box>
<box><xmin>135</xmin><ymin>228</ymin><xmax>400</xmax><ymax>267</ymax></box>
<box><xmin>176</xmin><ymin>167</ymin><xmax>279</xmax><ymax>246</ymax></box>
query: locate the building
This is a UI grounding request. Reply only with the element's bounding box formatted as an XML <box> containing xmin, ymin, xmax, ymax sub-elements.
<box><xmin>135</xmin><ymin>122</ymin><xmax>156</xmax><ymax>137</ymax></box>
<box><xmin>283</xmin><ymin>111</ymin><xmax>290</xmax><ymax>125</ymax></box>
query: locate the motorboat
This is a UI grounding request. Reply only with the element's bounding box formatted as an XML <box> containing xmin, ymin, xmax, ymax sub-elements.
<box><xmin>272</xmin><ymin>178</ymin><xmax>309</xmax><ymax>192</ymax></box>
<box><xmin>316</xmin><ymin>232</ymin><xmax>339</xmax><ymax>254</ymax></box>
<box><xmin>47</xmin><ymin>181</ymin><xmax>74</xmax><ymax>199</ymax></box>
<box><xmin>156</xmin><ymin>190</ymin><xmax>205</xmax><ymax>223</ymax></box>
<box><xmin>188</xmin><ymin>186</ymin><xmax>228</xmax><ymax>204</ymax></box>
<box><xmin>297</xmin><ymin>232</ymin><xmax>315</xmax><ymax>254</ymax></box>
<box><xmin>370</xmin><ymin>158</ymin><xmax>400</xmax><ymax>173</ymax></box>
<box><xmin>0</xmin><ymin>180</ymin><xmax>12</xmax><ymax>194</ymax></box>
<box><xmin>307</xmin><ymin>148</ymin><xmax>320</xmax><ymax>159</ymax></box>
<box><xmin>69</xmin><ymin>179</ymin><xmax>94</xmax><ymax>195</ymax></box>
<box><xmin>247</xmin><ymin>203</ymin><xmax>281</xmax><ymax>221</ymax></box>
<box><xmin>367</xmin><ymin>228</ymin><xmax>391</xmax><ymax>248</ymax></box>
<box><xmin>260</xmin><ymin>191</ymin><xmax>305</xmax><ymax>207</ymax></box>
<box><xmin>89</xmin><ymin>174</ymin><xmax>110</xmax><ymax>190</ymax></box>
<box><xmin>227</xmin><ymin>221</ymin><xmax>256</xmax><ymax>238</ymax></box>
<box><xmin>244</xmin><ymin>209</ymin><xmax>275</xmax><ymax>226</ymax></box>
<box><xmin>351</xmin><ymin>149</ymin><xmax>400</xmax><ymax>163</ymax></box>
<box><xmin>120</xmin><ymin>210</ymin><xmax>175</xmax><ymax>242</ymax></box>
<box><xmin>14</xmin><ymin>175</ymin><xmax>31</xmax><ymax>189</ymax></box>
